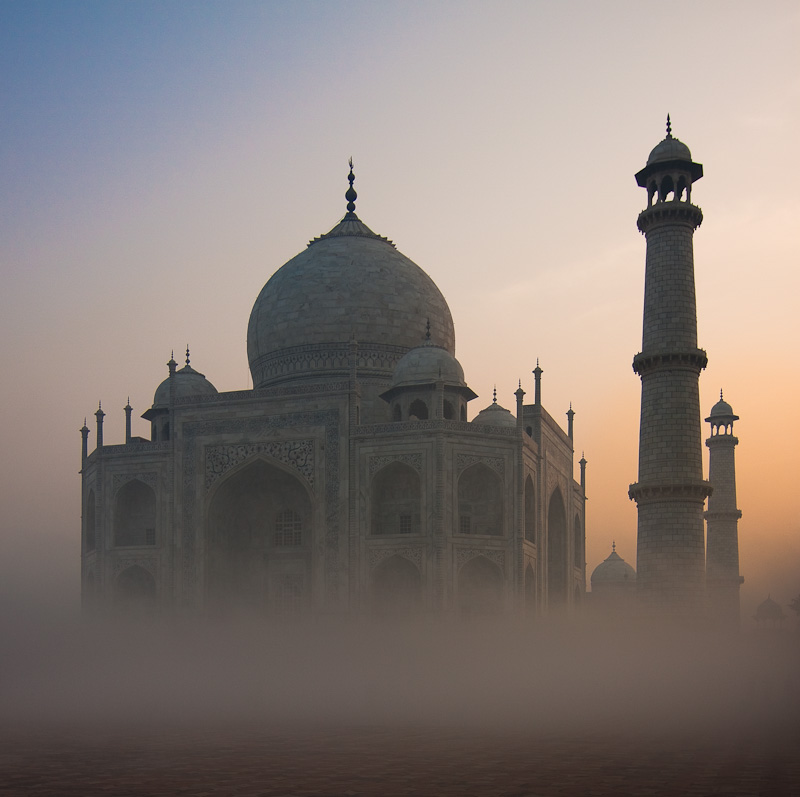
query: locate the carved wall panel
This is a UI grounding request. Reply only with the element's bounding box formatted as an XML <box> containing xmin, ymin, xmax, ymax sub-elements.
<box><xmin>205</xmin><ymin>440</ymin><xmax>314</xmax><ymax>490</ymax></box>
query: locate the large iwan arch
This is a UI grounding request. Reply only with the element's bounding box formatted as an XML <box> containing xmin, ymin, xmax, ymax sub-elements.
<box><xmin>206</xmin><ymin>458</ymin><xmax>313</xmax><ymax>613</ymax></box>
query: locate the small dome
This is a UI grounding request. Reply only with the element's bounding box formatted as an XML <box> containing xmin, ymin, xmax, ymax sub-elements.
<box><xmin>591</xmin><ymin>545</ymin><xmax>636</xmax><ymax>588</ymax></box>
<box><xmin>647</xmin><ymin>135</ymin><xmax>692</xmax><ymax>166</ymax></box>
<box><xmin>706</xmin><ymin>391</ymin><xmax>738</xmax><ymax>423</ymax></box>
<box><xmin>755</xmin><ymin>596</ymin><xmax>785</xmax><ymax>622</ymax></box>
<box><xmin>472</xmin><ymin>398</ymin><xmax>516</xmax><ymax>428</ymax></box>
<box><xmin>392</xmin><ymin>342</ymin><xmax>466</xmax><ymax>389</ymax></box>
<box><xmin>153</xmin><ymin>362</ymin><xmax>217</xmax><ymax>407</ymax></box>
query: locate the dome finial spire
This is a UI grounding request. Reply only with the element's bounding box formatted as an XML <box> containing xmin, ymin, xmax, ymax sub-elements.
<box><xmin>185</xmin><ymin>345</ymin><xmax>190</xmax><ymax>367</ymax></box>
<box><xmin>720</xmin><ymin>388</ymin><xmax>724</xmax><ymax>400</ymax></box>
<box><xmin>493</xmin><ymin>385</ymin><xmax>497</xmax><ymax>404</ymax></box>
<box><xmin>612</xmin><ymin>540</ymin><xmax>616</xmax><ymax>553</ymax></box>
<box><xmin>345</xmin><ymin>157</ymin><xmax>357</xmax><ymax>215</ymax></box>
<box><xmin>666</xmin><ymin>114</ymin><xmax>672</xmax><ymax>139</ymax></box>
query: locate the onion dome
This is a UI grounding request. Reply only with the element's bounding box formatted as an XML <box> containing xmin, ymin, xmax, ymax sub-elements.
<box><xmin>247</xmin><ymin>161</ymin><xmax>455</xmax><ymax>389</ymax></box>
<box><xmin>147</xmin><ymin>348</ymin><xmax>218</xmax><ymax>413</ymax></box>
<box><xmin>636</xmin><ymin>115</ymin><xmax>703</xmax><ymax>186</ymax></box>
<box><xmin>472</xmin><ymin>388</ymin><xmax>516</xmax><ymax>428</ymax></box>
<box><xmin>590</xmin><ymin>542</ymin><xmax>636</xmax><ymax>590</ymax></box>
<box><xmin>754</xmin><ymin>596</ymin><xmax>785</xmax><ymax>623</ymax></box>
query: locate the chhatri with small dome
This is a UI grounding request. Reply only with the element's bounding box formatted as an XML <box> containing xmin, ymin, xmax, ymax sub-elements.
<box><xmin>79</xmin><ymin>160</ymin><xmax>586</xmax><ymax>616</ymax></box>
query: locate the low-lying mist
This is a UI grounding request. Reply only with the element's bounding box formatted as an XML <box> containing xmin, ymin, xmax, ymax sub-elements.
<box><xmin>2</xmin><ymin>608</ymin><xmax>798</xmax><ymax>739</ymax></box>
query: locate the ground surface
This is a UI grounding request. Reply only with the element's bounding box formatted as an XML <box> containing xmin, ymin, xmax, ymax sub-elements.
<box><xmin>1</xmin><ymin>723</ymin><xmax>798</xmax><ymax>796</ymax></box>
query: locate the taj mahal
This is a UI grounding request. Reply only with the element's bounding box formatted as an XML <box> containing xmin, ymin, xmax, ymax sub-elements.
<box><xmin>79</xmin><ymin>124</ymin><xmax>743</xmax><ymax>623</ymax></box>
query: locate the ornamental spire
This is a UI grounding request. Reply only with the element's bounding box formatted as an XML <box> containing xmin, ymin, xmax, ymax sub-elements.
<box><xmin>666</xmin><ymin>114</ymin><xmax>672</xmax><ymax>139</ymax></box>
<box><xmin>345</xmin><ymin>157</ymin><xmax>357</xmax><ymax>215</ymax></box>
<box><xmin>185</xmin><ymin>345</ymin><xmax>190</xmax><ymax>367</ymax></box>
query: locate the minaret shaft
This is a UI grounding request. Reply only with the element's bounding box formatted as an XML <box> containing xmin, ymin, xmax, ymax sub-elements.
<box><xmin>629</xmin><ymin>124</ymin><xmax>710</xmax><ymax>618</ymax></box>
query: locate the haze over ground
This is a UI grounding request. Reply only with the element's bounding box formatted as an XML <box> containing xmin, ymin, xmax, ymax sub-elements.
<box><xmin>1</xmin><ymin>1</ymin><xmax>799</xmax><ymax>622</ymax></box>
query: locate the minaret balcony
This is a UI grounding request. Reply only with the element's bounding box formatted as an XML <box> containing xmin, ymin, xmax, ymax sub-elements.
<box><xmin>632</xmin><ymin>348</ymin><xmax>708</xmax><ymax>376</ymax></box>
<box><xmin>628</xmin><ymin>480</ymin><xmax>712</xmax><ymax>505</ymax></box>
<box><xmin>637</xmin><ymin>202</ymin><xmax>703</xmax><ymax>234</ymax></box>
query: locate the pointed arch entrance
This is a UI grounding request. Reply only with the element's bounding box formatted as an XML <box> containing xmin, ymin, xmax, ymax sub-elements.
<box><xmin>206</xmin><ymin>458</ymin><xmax>313</xmax><ymax>613</ymax></box>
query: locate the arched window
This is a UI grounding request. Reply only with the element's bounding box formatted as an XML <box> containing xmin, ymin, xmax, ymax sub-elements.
<box><xmin>114</xmin><ymin>479</ymin><xmax>156</xmax><ymax>547</ymax></box>
<box><xmin>275</xmin><ymin>509</ymin><xmax>302</xmax><ymax>547</ymax></box>
<box><xmin>524</xmin><ymin>476</ymin><xmax>535</xmax><ymax>542</ymax></box>
<box><xmin>458</xmin><ymin>463</ymin><xmax>503</xmax><ymax>536</ymax></box>
<box><xmin>162</xmin><ymin>421</ymin><xmax>170</xmax><ymax>441</ymax></box>
<box><xmin>207</xmin><ymin>459</ymin><xmax>312</xmax><ymax>611</ymax></box>
<box><xmin>371</xmin><ymin>462</ymin><xmax>421</xmax><ymax>536</ymax></box>
<box><xmin>443</xmin><ymin>400</ymin><xmax>454</xmax><ymax>420</ymax></box>
<box><xmin>85</xmin><ymin>489</ymin><xmax>96</xmax><ymax>551</ymax></box>
<box><xmin>409</xmin><ymin>399</ymin><xmax>428</xmax><ymax>420</ymax></box>
<box><xmin>460</xmin><ymin>406</ymin><xmax>467</xmax><ymax>422</ymax></box>
<box><xmin>458</xmin><ymin>556</ymin><xmax>503</xmax><ymax>616</ymax></box>
<box><xmin>371</xmin><ymin>555</ymin><xmax>422</xmax><ymax>615</ymax></box>
<box><xmin>573</xmin><ymin>514</ymin><xmax>582</xmax><ymax>567</ymax></box>
<box><xmin>547</xmin><ymin>487</ymin><xmax>567</xmax><ymax>606</ymax></box>
<box><xmin>393</xmin><ymin>404</ymin><xmax>402</xmax><ymax>422</ymax></box>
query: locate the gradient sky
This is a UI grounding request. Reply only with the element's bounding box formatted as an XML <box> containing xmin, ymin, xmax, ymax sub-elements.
<box><xmin>1</xmin><ymin>1</ymin><xmax>798</xmax><ymax>620</ymax></box>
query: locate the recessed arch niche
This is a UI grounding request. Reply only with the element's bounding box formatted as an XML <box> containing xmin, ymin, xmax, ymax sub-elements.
<box><xmin>370</xmin><ymin>555</ymin><xmax>422</xmax><ymax>615</ymax></box>
<box><xmin>547</xmin><ymin>487</ymin><xmax>567</xmax><ymax>606</ymax></box>
<box><xmin>114</xmin><ymin>480</ymin><xmax>156</xmax><ymax>547</ymax></box>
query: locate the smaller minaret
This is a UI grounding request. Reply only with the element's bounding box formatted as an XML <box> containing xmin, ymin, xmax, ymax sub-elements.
<box><xmin>533</xmin><ymin>360</ymin><xmax>543</xmax><ymax>406</ymax></box>
<box><xmin>567</xmin><ymin>403</ymin><xmax>575</xmax><ymax>440</ymax></box>
<box><xmin>124</xmin><ymin>398</ymin><xmax>133</xmax><ymax>444</ymax></box>
<box><xmin>579</xmin><ymin>452</ymin><xmax>587</xmax><ymax>495</ymax></box>
<box><xmin>80</xmin><ymin>419</ymin><xmax>89</xmax><ymax>464</ymax></box>
<box><xmin>515</xmin><ymin>380</ymin><xmax>525</xmax><ymax>430</ymax></box>
<box><xmin>705</xmin><ymin>391</ymin><xmax>743</xmax><ymax>628</ymax></box>
<box><xmin>94</xmin><ymin>402</ymin><xmax>105</xmax><ymax>449</ymax></box>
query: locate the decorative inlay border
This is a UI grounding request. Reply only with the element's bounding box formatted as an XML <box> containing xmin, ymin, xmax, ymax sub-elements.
<box><xmin>113</xmin><ymin>556</ymin><xmax>158</xmax><ymax>578</ymax></box>
<box><xmin>456</xmin><ymin>453</ymin><xmax>505</xmax><ymax>476</ymax></box>
<box><xmin>182</xmin><ymin>410</ymin><xmax>340</xmax><ymax>603</ymax></box>
<box><xmin>368</xmin><ymin>453</ymin><xmax>422</xmax><ymax>478</ymax></box>
<box><xmin>112</xmin><ymin>471</ymin><xmax>158</xmax><ymax>495</ymax></box>
<box><xmin>455</xmin><ymin>548</ymin><xmax>505</xmax><ymax>572</ymax></box>
<box><xmin>205</xmin><ymin>440</ymin><xmax>314</xmax><ymax>490</ymax></box>
<box><xmin>368</xmin><ymin>546</ymin><xmax>424</xmax><ymax>570</ymax></box>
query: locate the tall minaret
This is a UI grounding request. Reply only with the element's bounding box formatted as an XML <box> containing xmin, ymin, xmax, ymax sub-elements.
<box><xmin>705</xmin><ymin>391</ymin><xmax>743</xmax><ymax>627</ymax></box>
<box><xmin>628</xmin><ymin>117</ymin><xmax>712</xmax><ymax>617</ymax></box>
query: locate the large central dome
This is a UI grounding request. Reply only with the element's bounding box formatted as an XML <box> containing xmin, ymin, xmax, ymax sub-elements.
<box><xmin>247</xmin><ymin>176</ymin><xmax>455</xmax><ymax>389</ymax></box>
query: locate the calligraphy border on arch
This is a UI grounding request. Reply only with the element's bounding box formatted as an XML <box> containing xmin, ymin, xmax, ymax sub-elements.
<box><xmin>205</xmin><ymin>440</ymin><xmax>314</xmax><ymax>491</ymax></box>
<box><xmin>456</xmin><ymin>453</ymin><xmax>505</xmax><ymax>477</ymax></box>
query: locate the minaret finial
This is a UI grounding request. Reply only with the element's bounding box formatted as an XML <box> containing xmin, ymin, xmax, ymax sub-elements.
<box><xmin>612</xmin><ymin>540</ymin><xmax>616</xmax><ymax>553</ymax></box>
<box><xmin>185</xmin><ymin>345</ymin><xmax>190</xmax><ymax>366</ymax></box>
<box><xmin>345</xmin><ymin>157</ymin><xmax>357</xmax><ymax>215</ymax></box>
<box><xmin>720</xmin><ymin>388</ymin><xmax>724</xmax><ymax>400</ymax></box>
<box><xmin>666</xmin><ymin>114</ymin><xmax>672</xmax><ymax>139</ymax></box>
<box><xmin>493</xmin><ymin>385</ymin><xmax>497</xmax><ymax>404</ymax></box>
